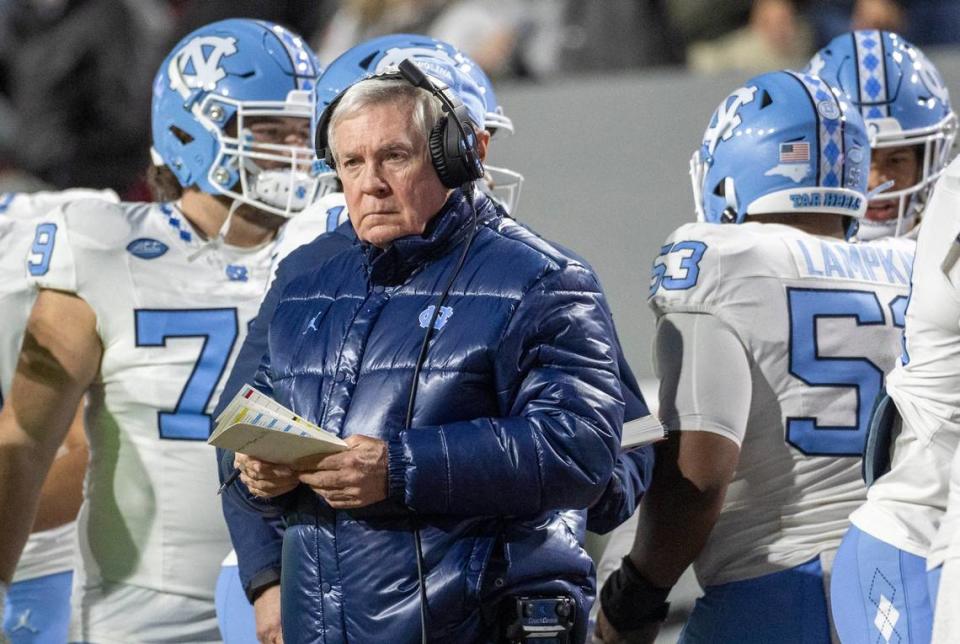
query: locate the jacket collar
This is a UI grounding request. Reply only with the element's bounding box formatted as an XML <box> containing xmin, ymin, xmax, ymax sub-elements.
<box><xmin>361</xmin><ymin>189</ymin><xmax>500</xmax><ymax>286</ymax></box>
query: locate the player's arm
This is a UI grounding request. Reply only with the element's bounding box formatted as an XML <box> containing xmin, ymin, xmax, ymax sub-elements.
<box><xmin>598</xmin><ymin>312</ymin><xmax>748</xmax><ymax>643</ymax></box>
<box><xmin>0</xmin><ymin>289</ymin><xmax>101</xmax><ymax>582</ymax></box>
<box><xmin>31</xmin><ymin>399</ymin><xmax>88</xmax><ymax>532</ymax></box>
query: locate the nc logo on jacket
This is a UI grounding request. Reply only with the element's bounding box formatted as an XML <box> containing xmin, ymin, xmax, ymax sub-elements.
<box><xmin>419</xmin><ymin>305</ymin><xmax>453</xmax><ymax>330</ymax></box>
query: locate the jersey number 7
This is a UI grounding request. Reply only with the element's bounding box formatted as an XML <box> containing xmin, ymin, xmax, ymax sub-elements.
<box><xmin>135</xmin><ymin>309</ymin><xmax>239</xmax><ymax>440</ymax></box>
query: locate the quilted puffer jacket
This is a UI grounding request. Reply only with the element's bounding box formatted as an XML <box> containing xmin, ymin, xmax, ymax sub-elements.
<box><xmin>238</xmin><ymin>190</ymin><xmax>624</xmax><ymax>643</ymax></box>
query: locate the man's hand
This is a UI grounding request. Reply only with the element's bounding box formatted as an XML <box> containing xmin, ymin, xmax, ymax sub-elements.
<box><xmin>235</xmin><ymin>454</ymin><xmax>300</xmax><ymax>499</ymax></box>
<box><xmin>253</xmin><ymin>583</ymin><xmax>283</xmax><ymax>644</ymax></box>
<box><xmin>295</xmin><ymin>435</ymin><xmax>388</xmax><ymax>508</ymax></box>
<box><xmin>594</xmin><ymin>608</ymin><xmax>660</xmax><ymax>644</ymax></box>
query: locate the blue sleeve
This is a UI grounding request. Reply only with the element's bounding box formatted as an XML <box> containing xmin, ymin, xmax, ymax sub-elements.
<box><xmin>548</xmin><ymin>240</ymin><xmax>649</xmax><ymax>424</ymax></box>
<box><xmin>216</xmin><ymin>225</ymin><xmax>354</xmax><ymax>597</ymax></box>
<box><xmin>551</xmin><ymin>252</ymin><xmax>654</xmax><ymax>532</ymax></box>
<box><xmin>583</xmin><ymin>349</ymin><xmax>656</xmax><ymax>533</ymax></box>
<box><xmin>388</xmin><ymin>263</ymin><xmax>623</xmax><ymax>515</ymax></box>
<box><xmin>618</xmin><ymin>347</ymin><xmax>649</xmax><ymax>423</ymax></box>
<box><xmin>585</xmin><ymin>444</ymin><xmax>654</xmax><ymax>534</ymax></box>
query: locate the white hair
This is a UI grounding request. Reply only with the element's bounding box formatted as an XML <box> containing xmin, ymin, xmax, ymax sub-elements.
<box><xmin>328</xmin><ymin>78</ymin><xmax>443</xmax><ymax>165</ymax></box>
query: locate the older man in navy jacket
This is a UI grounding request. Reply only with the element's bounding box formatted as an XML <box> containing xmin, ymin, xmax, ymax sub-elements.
<box><xmin>227</xmin><ymin>72</ymin><xmax>627</xmax><ymax>643</ymax></box>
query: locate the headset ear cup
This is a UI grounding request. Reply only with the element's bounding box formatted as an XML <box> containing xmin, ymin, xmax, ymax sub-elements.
<box><xmin>429</xmin><ymin>116</ymin><xmax>458</xmax><ymax>188</ymax></box>
<box><xmin>444</xmin><ymin>114</ymin><xmax>480</xmax><ymax>186</ymax></box>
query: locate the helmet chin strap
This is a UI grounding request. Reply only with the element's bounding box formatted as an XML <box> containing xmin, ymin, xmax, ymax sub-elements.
<box><xmin>721</xmin><ymin>177</ymin><xmax>739</xmax><ymax>223</ymax></box>
<box><xmin>187</xmin><ymin>199</ymin><xmax>242</xmax><ymax>262</ymax></box>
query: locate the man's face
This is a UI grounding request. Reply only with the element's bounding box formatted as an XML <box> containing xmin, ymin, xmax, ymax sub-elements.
<box><xmin>243</xmin><ymin>115</ymin><xmax>312</xmax><ymax>171</ymax></box>
<box><xmin>332</xmin><ymin>99</ymin><xmax>449</xmax><ymax>248</ymax></box>
<box><xmin>866</xmin><ymin>144</ymin><xmax>922</xmax><ymax>221</ymax></box>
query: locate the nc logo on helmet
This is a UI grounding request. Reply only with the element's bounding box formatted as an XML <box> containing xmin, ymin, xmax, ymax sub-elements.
<box><xmin>915</xmin><ymin>58</ymin><xmax>950</xmax><ymax>105</ymax></box>
<box><xmin>703</xmin><ymin>86</ymin><xmax>757</xmax><ymax>156</ymax></box>
<box><xmin>377</xmin><ymin>46</ymin><xmax>460</xmax><ymax>84</ymax></box>
<box><xmin>168</xmin><ymin>36</ymin><xmax>238</xmax><ymax>98</ymax></box>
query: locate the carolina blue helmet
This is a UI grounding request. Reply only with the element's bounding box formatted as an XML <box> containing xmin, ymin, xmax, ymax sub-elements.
<box><xmin>808</xmin><ymin>30</ymin><xmax>957</xmax><ymax>237</ymax></box>
<box><xmin>691</xmin><ymin>70</ymin><xmax>870</xmax><ymax>238</ymax></box>
<box><xmin>314</xmin><ymin>33</ymin><xmax>523</xmax><ymax>212</ymax></box>
<box><xmin>151</xmin><ymin>19</ymin><xmax>322</xmax><ymax>217</ymax></box>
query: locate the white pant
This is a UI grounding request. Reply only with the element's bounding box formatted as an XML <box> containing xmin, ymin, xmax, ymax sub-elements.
<box><xmin>933</xmin><ymin>556</ymin><xmax>960</xmax><ymax>644</ymax></box>
<box><xmin>69</xmin><ymin>582</ymin><xmax>221</xmax><ymax>643</ymax></box>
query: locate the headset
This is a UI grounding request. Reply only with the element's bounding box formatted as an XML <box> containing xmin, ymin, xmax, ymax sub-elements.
<box><xmin>314</xmin><ymin>58</ymin><xmax>485</xmax><ymax>190</ymax></box>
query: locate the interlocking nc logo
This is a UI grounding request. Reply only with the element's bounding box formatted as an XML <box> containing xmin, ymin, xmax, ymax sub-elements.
<box><xmin>376</xmin><ymin>46</ymin><xmax>464</xmax><ymax>88</ymax></box>
<box><xmin>703</xmin><ymin>86</ymin><xmax>758</xmax><ymax>156</ymax></box>
<box><xmin>168</xmin><ymin>36</ymin><xmax>239</xmax><ymax>99</ymax></box>
<box><xmin>807</xmin><ymin>52</ymin><xmax>825</xmax><ymax>76</ymax></box>
<box><xmin>916</xmin><ymin>58</ymin><xmax>950</xmax><ymax>106</ymax></box>
<box><xmin>419</xmin><ymin>305</ymin><xmax>454</xmax><ymax>330</ymax></box>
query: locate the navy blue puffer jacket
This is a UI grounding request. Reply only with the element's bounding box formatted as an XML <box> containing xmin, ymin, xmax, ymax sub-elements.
<box><xmin>242</xmin><ymin>191</ymin><xmax>624</xmax><ymax>643</ymax></box>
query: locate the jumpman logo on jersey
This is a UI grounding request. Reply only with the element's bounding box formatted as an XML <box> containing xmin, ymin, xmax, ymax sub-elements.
<box><xmin>168</xmin><ymin>36</ymin><xmax>238</xmax><ymax>99</ymax></box>
<box><xmin>10</xmin><ymin>608</ymin><xmax>39</xmax><ymax>634</ymax></box>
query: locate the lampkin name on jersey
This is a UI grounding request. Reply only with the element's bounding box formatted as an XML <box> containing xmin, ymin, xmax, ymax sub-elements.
<box><xmin>793</xmin><ymin>238</ymin><xmax>914</xmax><ymax>286</ymax></box>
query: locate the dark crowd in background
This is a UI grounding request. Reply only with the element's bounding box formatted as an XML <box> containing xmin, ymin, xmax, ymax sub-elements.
<box><xmin>0</xmin><ymin>0</ymin><xmax>958</xmax><ymax>199</ymax></box>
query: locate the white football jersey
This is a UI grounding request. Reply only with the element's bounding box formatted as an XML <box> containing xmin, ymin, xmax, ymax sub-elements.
<box><xmin>649</xmin><ymin>222</ymin><xmax>914</xmax><ymax>586</ymax></box>
<box><xmin>929</xmin><ymin>447</ymin><xmax>960</xmax><ymax>570</ymax></box>
<box><xmin>270</xmin><ymin>191</ymin><xmax>348</xmax><ymax>282</ymax></box>
<box><xmin>858</xmin><ymin>158</ymin><xmax>960</xmax><ymax>559</ymax></box>
<box><xmin>0</xmin><ymin>189</ymin><xmax>118</xmax><ymax>583</ymax></box>
<box><xmin>26</xmin><ymin>199</ymin><xmax>274</xmax><ymax>601</ymax></box>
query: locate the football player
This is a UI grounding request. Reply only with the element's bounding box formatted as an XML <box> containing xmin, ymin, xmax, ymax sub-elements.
<box><xmin>598</xmin><ymin>70</ymin><xmax>913</xmax><ymax>643</ymax></box>
<box><xmin>811</xmin><ymin>31</ymin><xmax>959</xmax><ymax>644</ymax></box>
<box><xmin>832</xmin><ymin>155</ymin><xmax>960</xmax><ymax>644</ymax></box>
<box><xmin>0</xmin><ymin>190</ymin><xmax>116</xmax><ymax>644</ymax></box>
<box><xmin>0</xmin><ymin>18</ymin><xmax>320</xmax><ymax>643</ymax></box>
<box><xmin>809</xmin><ymin>30</ymin><xmax>957</xmax><ymax>240</ymax></box>
<box><xmin>913</xmin><ymin>159</ymin><xmax>960</xmax><ymax>643</ymax></box>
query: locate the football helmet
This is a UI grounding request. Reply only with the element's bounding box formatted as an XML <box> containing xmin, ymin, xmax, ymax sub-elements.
<box><xmin>691</xmin><ymin>70</ymin><xmax>870</xmax><ymax>239</ymax></box>
<box><xmin>808</xmin><ymin>30</ymin><xmax>957</xmax><ymax>238</ymax></box>
<box><xmin>151</xmin><ymin>19</ymin><xmax>322</xmax><ymax>217</ymax></box>
<box><xmin>314</xmin><ymin>33</ymin><xmax>524</xmax><ymax>212</ymax></box>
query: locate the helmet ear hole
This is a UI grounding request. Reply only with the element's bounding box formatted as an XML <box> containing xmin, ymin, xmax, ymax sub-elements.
<box><xmin>358</xmin><ymin>52</ymin><xmax>378</xmax><ymax>70</ymax></box>
<box><xmin>760</xmin><ymin>90</ymin><xmax>773</xmax><ymax>109</ymax></box>
<box><xmin>169</xmin><ymin>126</ymin><xmax>194</xmax><ymax>144</ymax></box>
<box><xmin>713</xmin><ymin>180</ymin><xmax>726</xmax><ymax>197</ymax></box>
